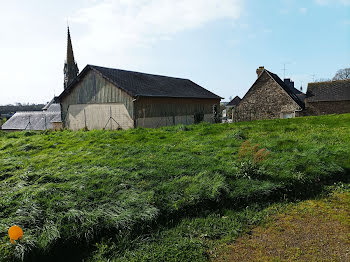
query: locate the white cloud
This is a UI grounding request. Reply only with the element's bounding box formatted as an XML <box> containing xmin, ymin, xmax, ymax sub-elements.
<box><xmin>72</xmin><ymin>0</ymin><xmax>242</xmax><ymax>50</ymax></box>
<box><xmin>67</xmin><ymin>0</ymin><xmax>243</xmax><ymax>81</ymax></box>
<box><xmin>248</xmin><ymin>33</ymin><xmax>256</xmax><ymax>39</ymax></box>
<box><xmin>299</xmin><ymin>7</ymin><xmax>307</xmax><ymax>14</ymax></box>
<box><xmin>0</xmin><ymin>0</ymin><xmax>243</xmax><ymax>104</ymax></box>
<box><xmin>239</xmin><ymin>23</ymin><xmax>249</xmax><ymax>29</ymax></box>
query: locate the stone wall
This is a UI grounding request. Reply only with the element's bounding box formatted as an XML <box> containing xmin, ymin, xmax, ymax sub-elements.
<box><xmin>233</xmin><ymin>71</ymin><xmax>300</xmax><ymax>122</ymax></box>
<box><xmin>304</xmin><ymin>100</ymin><xmax>350</xmax><ymax>116</ymax></box>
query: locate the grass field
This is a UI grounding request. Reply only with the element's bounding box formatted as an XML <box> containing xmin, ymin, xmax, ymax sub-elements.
<box><xmin>0</xmin><ymin>114</ymin><xmax>349</xmax><ymax>261</ymax></box>
<box><xmin>216</xmin><ymin>184</ymin><xmax>350</xmax><ymax>261</ymax></box>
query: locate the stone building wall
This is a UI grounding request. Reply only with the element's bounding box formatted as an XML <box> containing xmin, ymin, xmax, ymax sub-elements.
<box><xmin>304</xmin><ymin>100</ymin><xmax>350</xmax><ymax>116</ymax></box>
<box><xmin>233</xmin><ymin>71</ymin><xmax>300</xmax><ymax>122</ymax></box>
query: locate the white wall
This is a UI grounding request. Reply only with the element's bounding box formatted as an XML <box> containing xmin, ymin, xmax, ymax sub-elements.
<box><xmin>66</xmin><ymin>103</ymin><xmax>134</xmax><ymax>130</ymax></box>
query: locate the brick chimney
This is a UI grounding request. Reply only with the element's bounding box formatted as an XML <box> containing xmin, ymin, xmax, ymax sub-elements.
<box><xmin>256</xmin><ymin>66</ymin><xmax>264</xmax><ymax>78</ymax></box>
<box><xmin>284</xmin><ymin>78</ymin><xmax>295</xmax><ymax>89</ymax></box>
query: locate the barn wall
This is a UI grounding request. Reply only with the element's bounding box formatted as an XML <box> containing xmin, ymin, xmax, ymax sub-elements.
<box><xmin>304</xmin><ymin>100</ymin><xmax>350</xmax><ymax>116</ymax></box>
<box><xmin>135</xmin><ymin>97</ymin><xmax>220</xmax><ymax>128</ymax></box>
<box><xmin>66</xmin><ymin>104</ymin><xmax>133</xmax><ymax>130</ymax></box>
<box><xmin>233</xmin><ymin>71</ymin><xmax>300</xmax><ymax>122</ymax></box>
<box><xmin>61</xmin><ymin>70</ymin><xmax>134</xmax><ymax>127</ymax></box>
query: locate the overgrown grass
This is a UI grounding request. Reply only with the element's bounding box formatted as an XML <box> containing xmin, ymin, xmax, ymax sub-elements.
<box><xmin>0</xmin><ymin>114</ymin><xmax>349</xmax><ymax>261</ymax></box>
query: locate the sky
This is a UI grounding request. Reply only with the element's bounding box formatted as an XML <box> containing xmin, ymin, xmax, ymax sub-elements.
<box><xmin>0</xmin><ymin>0</ymin><xmax>349</xmax><ymax>105</ymax></box>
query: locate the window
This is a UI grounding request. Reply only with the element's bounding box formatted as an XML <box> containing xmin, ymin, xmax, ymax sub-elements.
<box><xmin>282</xmin><ymin>112</ymin><xmax>295</xmax><ymax>119</ymax></box>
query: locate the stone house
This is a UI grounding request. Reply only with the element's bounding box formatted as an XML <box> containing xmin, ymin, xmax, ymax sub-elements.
<box><xmin>233</xmin><ymin>67</ymin><xmax>305</xmax><ymax>122</ymax></box>
<box><xmin>305</xmin><ymin>79</ymin><xmax>350</xmax><ymax>115</ymax></box>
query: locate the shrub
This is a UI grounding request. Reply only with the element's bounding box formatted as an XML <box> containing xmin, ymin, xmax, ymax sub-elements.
<box><xmin>238</xmin><ymin>141</ymin><xmax>270</xmax><ymax>164</ymax></box>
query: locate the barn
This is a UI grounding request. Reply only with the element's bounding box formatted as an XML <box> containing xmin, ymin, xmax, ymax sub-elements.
<box><xmin>233</xmin><ymin>67</ymin><xmax>305</xmax><ymax>122</ymax></box>
<box><xmin>56</xmin><ymin>65</ymin><xmax>221</xmax><ymax>130</ymax></box>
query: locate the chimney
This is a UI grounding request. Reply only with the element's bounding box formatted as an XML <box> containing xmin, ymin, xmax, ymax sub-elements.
<box><xmin>284</xmin><ymin>78</ymin><xmax>295</xmax><ymax>89</ymax></box>
<box><xmin>256</xmin><ymin>66</ymin><xmax>264</xmax><ymax>78</ymax></box>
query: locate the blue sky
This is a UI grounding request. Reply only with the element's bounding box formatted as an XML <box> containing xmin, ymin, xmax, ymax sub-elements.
<box><xmin>0</xmin><ymin>0</ymin><xmax>349</xmax><ymax>104</ymax></box>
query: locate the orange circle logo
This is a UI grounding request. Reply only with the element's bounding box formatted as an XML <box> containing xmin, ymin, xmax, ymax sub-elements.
<box><xmin>8</xmin><ymin>225</ymin><xmax>23</xmax><ymax>244</ymax></box>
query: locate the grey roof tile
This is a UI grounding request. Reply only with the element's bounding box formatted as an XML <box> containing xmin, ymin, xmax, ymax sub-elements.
<box><xmin>226</xmin><ymin>96</ymin><xmax>241</xmax><ymax>106</ymax></box>
<box><xmin>306</xmin><ymin>79</ymin><xmax>350</xmax><ymax>102</ymax></box>
<box><xmin>1</xmin><ymin>111</ymin><xmax>61</xmax><ymax>130</ymax></box>
<box><xmin>57</xmin><ymin>65</ymin><xmax>222</xmax><ymax>101</ymax></box>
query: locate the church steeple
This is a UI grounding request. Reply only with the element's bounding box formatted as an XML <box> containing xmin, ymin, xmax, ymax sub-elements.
<box><xmin>64</xmin><ymin>27</ymin><xmax>79</xmax><ymax>89</ymax></box>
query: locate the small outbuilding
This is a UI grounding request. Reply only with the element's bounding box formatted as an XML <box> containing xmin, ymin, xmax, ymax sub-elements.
<box><xmin>305</xmin><ymin>79</ymin><xmax>350</xmax><ymax>115</ymax></box>
<box><xmin>56</xmin><ymin>65</ymin><xmax>222</xmax><ymax>130</ymax></box>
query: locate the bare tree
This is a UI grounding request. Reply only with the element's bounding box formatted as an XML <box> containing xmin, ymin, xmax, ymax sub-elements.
<box><xmin>332</xmin><ymin>68</ymin><xmax>350</xmax><ymax>80</ymax></box>
<box><xmin>314</xmin><ymin>78</ymin><xmax>331</xmax><ymax>82</ymax></box>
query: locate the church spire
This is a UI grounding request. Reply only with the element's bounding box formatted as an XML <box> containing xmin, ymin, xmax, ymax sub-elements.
<box><xmin>64</xmin><ymin>27</ymin><xmax>79</xmax><ymax>89</ymax></box>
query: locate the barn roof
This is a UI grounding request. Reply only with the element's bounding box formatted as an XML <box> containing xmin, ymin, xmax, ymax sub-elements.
<box><xmin>1</xmin><ymin>104</ymin><xmax>61</xmax><ymax>131</ymax></box>
<box><xmin>265</xmin><ymin>70</ymin><xmax>305</xmax><ymax>108</ymax></box>
<box><xmin>306</xmin><ymin>79</ymin><xmax>350</xmax><ymax>102</ymax></box>
<box><xmin>226</xmin><ymin>96</ymin><xmax>241</xmax><ymax>107</ymax></box>
<box><xmin>57</xmin><ymin>65</ymin><xmax>222</xmax><ymax>101</ymax></box>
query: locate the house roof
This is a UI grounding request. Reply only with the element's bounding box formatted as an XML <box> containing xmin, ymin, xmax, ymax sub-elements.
<box><xmin>57</xmin><ymin>65</ymin><xmax>222</xmax><ymax>101</ymax></box>
<box><xmin>46</xmin><ymin>103</ymin><xmax>61</xmax><ymax>112</ymax></box>
<box><xmin>226</xmin><ymin>96</ymin><xmax>241</xmax><ymax>107</ymax></box>
<box><xmin>306</xmin><ymin>79</ymin><xmax>350</xmax><ymax>102</ymax></box>
<box><xmin>265</xmin><ymin>70</ymin><xmax>305</xmax><ymax>108</ymax></box>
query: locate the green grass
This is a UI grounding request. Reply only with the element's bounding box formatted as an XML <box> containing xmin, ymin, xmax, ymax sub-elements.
<box><xmin>0</xmin><ymin>114</ymin><xmax>349</xmax><ymax>261</ymax></box>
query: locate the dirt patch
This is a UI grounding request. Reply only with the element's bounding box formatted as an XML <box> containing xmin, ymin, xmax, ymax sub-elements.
<box><xmin>215</xmin><ymin>191</ymin><xmax>350</xmax><ymax>262</ymax></box>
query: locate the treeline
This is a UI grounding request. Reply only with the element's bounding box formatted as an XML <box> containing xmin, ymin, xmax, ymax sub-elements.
<box><xmin>0</xmin><ymin>103</ymin><xmax>46</xmax><ymax>117</ymax></box>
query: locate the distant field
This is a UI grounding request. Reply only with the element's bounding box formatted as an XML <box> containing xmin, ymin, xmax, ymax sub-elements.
<box><xmin>0</xmin><ymin>114</ymin><xmax>349</xmax><ymax>261</ymax></box>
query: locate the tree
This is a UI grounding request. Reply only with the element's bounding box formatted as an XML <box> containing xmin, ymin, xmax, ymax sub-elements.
<box><xmin>332</xmin><ymin>68</ymin><xmax>350</xmax><ymax>80</ymax></box>
<box><xmin>314</xmin><ymin>78</ymin><xmax>331</xmax><ymax>82</ymax></box>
